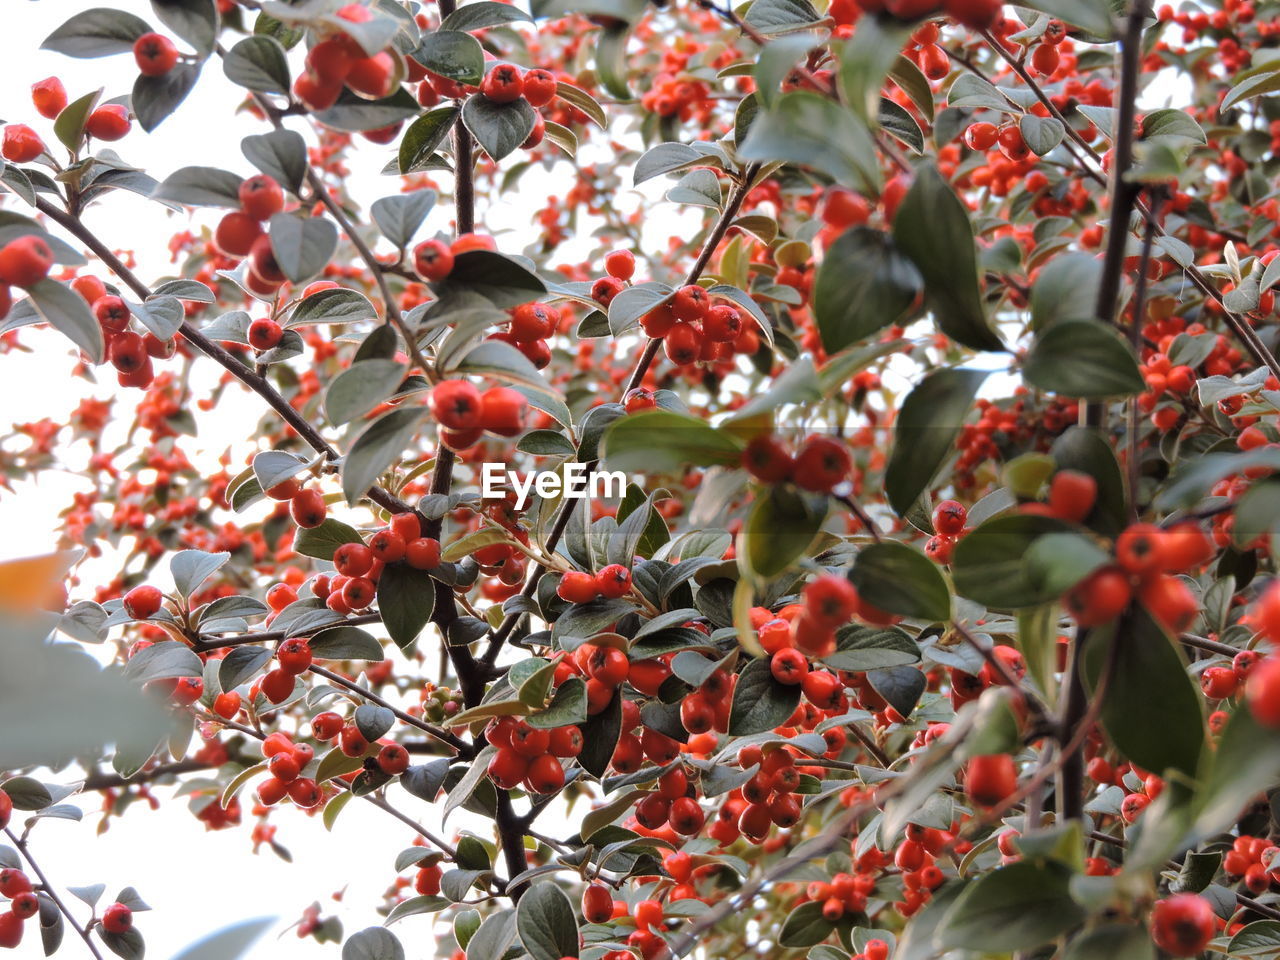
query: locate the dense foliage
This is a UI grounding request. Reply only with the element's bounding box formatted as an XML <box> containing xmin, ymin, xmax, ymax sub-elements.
<box><xmin>3</xmin><ymin>0</ymin><xmax>1280</xmax><ymax>957</ymax></box>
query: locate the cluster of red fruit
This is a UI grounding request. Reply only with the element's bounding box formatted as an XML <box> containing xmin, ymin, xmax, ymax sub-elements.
<box><xmin>212</xmin><ymin>175</ymin><xmax>292</xmax><ymax>298</ymax></box>
<box><xmin>428</xmin><ymin>378</ymin><xmax>528</xmax><ymax>452</ymax></box>
<box><xmin>484</xmin><ymin>716</ymin><xmax>581</xmax><ymax>795</ymax></box>
<box><xmin>589</xmin><ymin>255</ymin><xmax>763</xmax><ymax>367</ymax></box>
<box><xmin>0</xmin><ymin>865</ymin><xmax>133</xmax><ymax>950</ymax></box>
<box><xmin>741</xmin><ymin>433</ymin><xmax>853</xmax><ymax>494</ymax></box>
<box><xmin>291</xmin><ymin>5</ymin><xmax>412</xmax><ymax>111</ymax></box>
<box><xmin>315</xmin><ymin>512</ymin><xmax>444</xmax><ymax>617</ymax></box>
<box><xmin>1</xmin><ymin>76</ymin><xmax>131</xmax><ymax>171</ymax></box>
<box><xmin>555</xmin><ymin>563</ymin><xmax>633</xmax><ymax>605</ymax></box>
<box><xmin>78</xmin><ymin>278</ymin><xmax>178</xmax><ymax>389</ymax></box>
<box><xmin>253</xmin><ymin>730</ymin><xmax>325</xmax><ymax>809</ymax></box>
<box><xmin>486</xmin><ymin>300</ymin><xmax>561</xmax><ymax>370</ymax></box>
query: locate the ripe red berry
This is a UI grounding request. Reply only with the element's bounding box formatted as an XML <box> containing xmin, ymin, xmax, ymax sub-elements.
<box><xmin>333</xmin><ymin>542</ymin><xmax>374</xmax><ymax>577</ymax></box>
<box><xmin>963</xmin><ymin>121</ymin><xmax>998</xmax><ymax>151</ymax></box>
<box><xmin>2</xmin><ymin>124</ymin><xmax>44</xmax><ymax>163</ymax></box>
<box><xmin>1048</xmin><ymin>470</ymin><xmax>1097</xmax><ymax>522</ymax></box>
<box><xmin>479</xmin><ymin>386</ymin><xmax>528</xmax><ymax>437</ymax></box>
<box><xmin>595</xmin><ymin>563</ymin><xmax>632</xmax><ymax>599</ymax></box>
<box><xmin>290</xmin><ymin>488</ymin><xmax>327</xmax><ymax>528</ymax></box>
<box><xmin>431</xmin><ymin>379</ymin><xmax>483</xmax><ymax>429</ymax></box>
<box><xmin>1149</xmin><ymin>894</ymin><xmax>1215</xmax><ymax>956</ymax></box>
<box><xmin>134</xmin><ymin>32</ymin><xmax>179</xmax><ymax>75</ymax></box>
<box><xmin>341</xmin><ymin>576</ymin><xmax>375</xmax><ymax>610</ymax></box>
<box><xmin>582</xmin><ymin>883</ymin><xmax>613</xmax><ymax>924</ymax></box>
<box><xmin>312</xmin><ymin>711</ymin><xmax>343</xmax><ymax>740</ymax></box>
<box><xmin>123</xmin><ymin>584</ymin><xmax>163</xmax><ymax>619</ymax></box>
<box><xmin>0</xmin><ymin>913</ymin><xmax>21</xmax><ymax>950</ymax></box>
<box><xmin>31</xmin><ymin>77</ymin><xmax>68</xmax><ymax>119</ymax></box>
<box><xmin>277</xmin><ymin>638</ymin><xmax>313</xmax><ymax>675</ymax></box>
<box><xmin>481</xmin><ymin>63</ymin><xmax>525</xmax><ymax>103</ymax></box>
<box><xmin>0</xmin><ymin>869</ymin><xmax>30</xmax><ymax>898</ymax></box>
<box><xmin>1247</xmin><ymin>658</ymin><xmax>1280</xmax><ymax>728</ymax></box>
<box><xmin>261</xmin><ymin>667</ymin><xmax>295</xmax><ymax>704</ymax></box>
<box><xmin>85</xmin><ymin>104</ymin><xmax>132</xmax><ymax>141</ymax></box>
<box><xmin>268</xmin><ymin>751</ymin><xmax>301</xmax><ymax>783</ymax></box>
<box><xmin>369</xmin><ymin>529</ymin><xmax>407</xmax><ymax>563</ymax></box>
<box><xmin>509</xmin><ymin>302</ymin><xmax>557</xmax><ymax>342</ymax></box>
<box><xmin>239</xmin><ymin>175</ymin><xmax>285</xmax><ymax>222</ymax></box>
<box><xmin>213</xmin><ymin>691</ymin><xmax>242</xmax><ymax>719</ymax></box>
<box><xmin>965</xmin><ymin>753</ymin><xmax>1017</xmax><ymax>808</ymax></box>
<box><xmin>488</xmin><ymin>747</ymin><xmax>530</xmax><ymax>789</ymax></box>
<box><xmin>102</xmin><ymin>902</ymin><xmax>133</xmax><ymax>935</ymax></box>
<box><xmin>413</xmin><ymin>238</ymin><xmax>454</xmax><ymax>281</ymax></box>
<box><xmin>288</xmin><ymin>778</ymin><xmax>323</xmax><ymax>807</ymax></box>
<box><xmin>248</xmin><ymin>318</ymin><xmax>284</xmax><ymax>351</ymax></box>
<box><xmin>803</xmin><ymin>574</ymin><xmax>858</xmax><ymax>628</ymax></box>
<box><xmin>405</xmin><ymin>537</ymin><xmax>442</xmax><ymax>569</ymax></box>
<box><xmin>770</xmin><ymin>647</ymin><xmax>808</xmax><ymax>684</ymax></box>
<box><xmin>377</xmin><ymin>743</ymin><xmax>410</xmax><ymax>776</ymax></box>
<box><xmin>347</xmin><ymin>52</ymin><xmax>395</xmax><ymax>98</ymax></box>
<box><xmin>1064</xmin><ymin>566</ymin><xmax>1131</xmax><ymax>627</ymax></box>
<box><xmin>604</xmin><ymin>249</ymin><xmax>636</xmax><ymax>281</ymax></box>
<box><xmin>523</xmin><ymin>68</ymin><xmax>557</xmax><ymax>107</ymax></box>
<box><xmin>9</xmin><ymin>891</ymin><xmax>39</xmax><ymax>920</ymax></box>
<box><xmin>793</xmin><ymin>436</ymin><xmax>852</xmax><ymax>492</ymax></box>
<box><xmin>933</xmin><ymin>499</ymin><xmax>967</xmax><ymax>535</ymax></box>
<box><xmin>0</xmin><ymin>235</ymin><xmax>55</xmax><ymax>288</ymax></box>
<box><xmin>526</xmin><ymin>753</ymin><xmax>566</xmax><ymax>793</ymax></box>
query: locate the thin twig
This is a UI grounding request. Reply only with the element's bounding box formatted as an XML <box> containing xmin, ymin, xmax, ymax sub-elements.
<box><xmin>4</xmin><ymin>828</ymin><xmax>106</xmax><ymax>960</ymax></box>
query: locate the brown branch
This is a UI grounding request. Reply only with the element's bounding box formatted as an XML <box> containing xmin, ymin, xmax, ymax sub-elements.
<box><xmin>307</xmin><ymin>664</ymin><xmax>470</xmax><ymax>754</ymax></box>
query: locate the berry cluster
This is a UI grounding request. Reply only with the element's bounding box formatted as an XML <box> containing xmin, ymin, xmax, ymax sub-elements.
<box><xmin>742</xmin><ymin>433</ymin><xmax>854</xmax><ymax>494</ymax></box>
<box><xmin>429</xmin><ymin>378</ymin><xmax>528</xmax><ymax>452</ymax></box>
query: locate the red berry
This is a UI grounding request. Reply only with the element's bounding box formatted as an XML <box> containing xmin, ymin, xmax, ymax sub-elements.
<box><xmin>134</xmin><ymin>32</ymin><xmax>178</xmax><ymax>75</ymax></box>
<box><xmin>0</xmin><ymin>235</ymin><xmax>54</xmax><ymax>288</ymax></box>
<box><xmin>9</xmin><ymin>891</ymin><xmax>39</xmax><ymax>920</ymax></box>
<box><xmin>413</xmin><ymin>239</ymin><xmax>454</xmax><ymax>281</ymax></box>
<box><xmin>123</xmin><ymin>585</ymin><xmax>163</xmax><ymax>619</ymax></box>
<box><xmin>277</xmin><ymin>638</ymin><xmax>313</xmax><ymax>675</ymax></box>
<box><xmin>1149</xmin><ymin>894</ymin><xmax>1215</xmax><ymax>957</ymax></box>
<box><xmin>85</xmin><ymin>105</ymin><xmax>132</xmax><ymax>141</ymax></box>
<box><xmin>378</xmin><ymin>743</ymin><xmax>410</xmax><ymax>775</ymax></box>
<box><xmin>102</xmin><ymin>902</ymin><xmax>133</xmax><ymax>935</ymax></box>
<box><xmin>239</xmin><ymin>175</ymin><xmax>285</xmax><ymax>221</ymax></box>
<box><xmin>965</xmin><ymin>753</ymin><xmax>1017</xmax><ymax>808</ymax></box>
<box><xmin>793</xmin><ymin>435</ymin><xmax>852</xmax><ymax>492</ymax></box>
<box><xmin>1247</xmin><ymin>658</ymin><xmax>1280</xmax><ymax>728</ymax></box>
<box><xmin>933</xmin><ymin>499</ymin><xmax>967</xmax><ymax>535</ymax></box>
<box><xmin>431</xmin><ymin>379</ymin><xmax>483</xmax><ymax>430</ymax></box>
<box><xmin>2</xmin><ymin>124</ymin><xmax>44</xmax><ymax>163</ymax></box>
<box><xmin>523</xmin><ymin>68</ymin><xmax>557</xmax><ymax>107</ymax></box>
<box><xmin>0</xmin><ymin>913</ymin><xmax>22</xmax><ymax>949</ymax></box>
<box><xmin>405</xmin><ymin>537</ymin><xmax>442</xmax><ymax>569</ymax></box>
<box><xmin>595</xmin><ymin>564</ymin><xmax>632</xmax><ymax>599</ymax></box>
<box><xmin>347</xmin><ymin>52</ymin><xmax>395</xmax><ymax>98</ymax></box>
<box><xmin>333</xmin><ymin>542</ymin><xmax>374</xmax><ymax>578</ymax></box>
<box><xmin>290</xmin><ymin>488</ymin><xmax>327</xmax><ymax>528</ymax></box>
<box><xmin>604</xmin><ymin>249</ymin><xmax>636</xmax><ymax>281</ymax></box>
<box><xmin>481</xmin><ymin>63</ymin><xmax>525</xmax><ymax>103</ymax></box>
<box><xmin>479</xmin><ymin>386</ymin><xmax>527</xmax><ymax>437</ymax></box>
<box><xmin>582</xmin><ymin>883</ymin><xmax>613</xmax><ymax>923</ymax></box>
<box><xmin>31</xmin><ymin>77</ymin><xmax>68</xmax><ymax>119</ymax></box>
<box><xmin>93</xmin><ymin>296</ymin><xmax>131</xmax><ymax>333</ymax></box>
<box><xmin>248</xmin><ymin>318</ymin><xmax>284</xmax><ymax>351</ymax></box>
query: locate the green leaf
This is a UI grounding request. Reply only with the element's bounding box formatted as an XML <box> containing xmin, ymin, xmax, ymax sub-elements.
<box><xmin>341</xmin><ymin>405</ymin><xmax>428</xmax><ymax>504</ymax></box>
<box><xmin>737</xmin><ymin>92</ymin><xmax>881</xmax><ymax>196</ymax></box>
<box><xmin>371</xmin><ymin>189</ymin><xmax>436</xmax><ymax>249</ymax></box>
<box><xmin>937</xmin><ymin>860</ymin><xmax>1085</xmax><ymax>950</ymax></box>
<box><xmin>778</xmin><ymin>900</ymin><xmax>837</xmax><ymax>947</ymax></box>
<box><xmin>666</xmin><ymin>169</ymin><xmax>722</xmax><ymax>208</ymax></box>
<box><xmin>743</xmin><ymin>0</ymin><xmax>822</xmax><ymax>33</ymax></box>
<box><xmin>124</xmin><ymin>640</ymin><xmax>202</xmax><ymax>683</ymax></box>
<box><xmin>219</xmin><ymin>647</ymin><xmax>272</xmax><ymax>691</ymax></box>
<box><xmin>515</xmin><ymin>882</ymin><xmax>579</xmax><ymax>960</ymax></box>
<box><xmin>1194</xmin><ymin>700</ymin><xmax>1280</xmax><ymax>838</ymax></box>
<box><xmin>1024</xmin><ymin>320</ymin><xmax>1145</xmax><ymax>399</ymax></box>
<box><xmin>54</xmin><ymin>89</ymin><xmax>102</xmax><ymax>153</ymax></box>
<box><xmin>314</xmin><ymin>87</ymin><xmax>421</xmax><ymax>133</ymax></box>
<box><xmin>151</xmin><ymin>166</ymin><xmax>244</xmax><ymax>208</ymax></box>
<box><xmin>42</xmin><ymin>8</ymin><xmax>152</xmax><ymax>57</ymax></box>
<box><xmin>634</xmin><ymin>142</ymin><xmax>702</xmax><ymax>185</ymax></box>
<box><xmin>893</xmin><ymin>164</ymin><xmax>1003</xmax><ymax>352</ymax></box>
<box><xmin>729</xmin><ymin>657</ymin><xmax>802</xmax><ymax>735</ymax></box>
<box><xmin>1141</xmin><ymin>108</ymin><xmax>1207</xmax><ymax>145</ymax></box>
<box><xmin>223</xmin><ymin>36</ymin><xmax>291</xmax><ymax>94</ymax></box>
<box><xmin>440</xmin><ymin>1</ymin><xmax>534</xmax><ymax>30</ymax></box>
<box><xmin>151</xmin><ymin>0</ymin><xmax>218</xmax><ymax>57</ymax></box>
<box><xmin>952</xmin><ymin>514</ymin><xmax>1074</xmax><ymax>608</ymax></box>
<box><xmin>269</xmin><ymin>212</ymin><xmax>339</xmax><ymax>283</ymax></box>
<box><xmin>416</xmin><ymin>30</ymin><xmax>484</xmax><ymax>84</ymax></box>
<box><xmin>462</xmin><ymin>95</ymin><xmax>537</xmax><ymax>162</ymax></box>
<box><xmin>1083</xmin><ymin>609</ymin><xmax>1204</xmax><ymax>779</ymax></box>
<box><xmin>879</xmin><ymin>98</ymin><xmax>924</xmax><ymax>153</ymax></box>
<box><xmin>377</xmin><ymin>564</ymin><xmax>435</xmax><ymax>652</ymax></box>
<box><xmin>325</xmin><ymin>360</ymin><xmax>406</xmax><ymax>425</ymax></box>
<box><xmin>342</xmin><ymin>927</ymin><xmax>404</xmax><ymax>960</ymax></box>
<box><xmin>595</xmin><ymin>21</ymin><xmax>631</xmax><ymax>100</ymax></box>
<box><xmin>838</xmin><ymin>16</ymin><xmax>913</xmax><ymax>121</ymax></box>
<box><xmin>602</xmin><ymin>410</ymin><xmax>743</xmax><ymax>474</ymax></box>
<box><xmin>740</xmin><ymin>486</ymin><xmax>827</xmax><ymax>580</ymax></box>
<box><xmin>431</xmin><ymin>250</ymin><xmax>546</xmax><ymax>309</ymax></box>
<box><xmin>884</xmin><ymin>367</ymin><xmax>987</xmax><ymax>515</ymax></box>
<box><xmin>171</xmin><ymin>549</ymin><xmax>230</xmax><ymax>597</ymax></box>
<box><xmin>823</xmin><ymin>625</ymin><xmax>921</xmax><ymax>672</ymax></box>
<box><xmin>170</xmin><ymin>917</ymin><xmax>274</xmax><ymax>960</ymax></box>
<box><xmin>1</xmin><ymin>777</ymin><xmax>53</xmax><ymax>811</ymax></box>
<box><xmin>1222</xmin><ymin>67</ymin><xmax>1280</xmax><ymax>112</ymax></box>
<box><xmin>132</xmin><ymin>62</ymin><xmax>201</xmax><ymax>132</ymax></box>
<box><xmin>291</xmin><ymin>287</ymin><xmax>378</xmax><ymax>327</ymax></box>
<box><xmin>294</xmin><ymin>518</ymin><xmax>365</xmax><ymax>561</ymax></box>
<box><xmin>813</xmin><ymin>227</ymin><xmax>921</xmax><ymax>355</ymax></box>
<box><xmin>309</xmin><ymin>626</ymin><xmax>384</xmax><ymax>661</ymax></box>
<box><xmin>1030</xmin><ymin>251</ymin><xmax>1102</xmax><ymax>330</ymax></box>
<box><xmin>848</xmin><ymin>542</ymin><xmax>951</xmax><ymax>621</ymax></box>
<box><xmin>948</xmin><ymin>74</ymin><xmax>1014</xmax><ymax>112</ymax></box>
<box><xmin>398</xmin><ymin>105</ymin><xmax>460</xmax><ymax>174</ymax></box>
<box><xmin>28</xmin><ymin>278</ymin><xmax>104</xmax><ymax>363</ymax></box>
<box><xmin>1018</xmin><ymin>0</ymin><xmax>1114</xmax><ymax>37</ymax></box>
<box><xmin>1024</xmin><ymin>533</ymin><xmax>1109</xmax><ymax>596</ymax></box>
<box><xmin>1020</xmin><ymin>114</ymin><xmax>1065</xmax><ymax>155</ymax></box>
<box><xmin>1227</xmin><ymin>921</ymin><xmax>1280</xmax><ymax>958</ymax></box>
